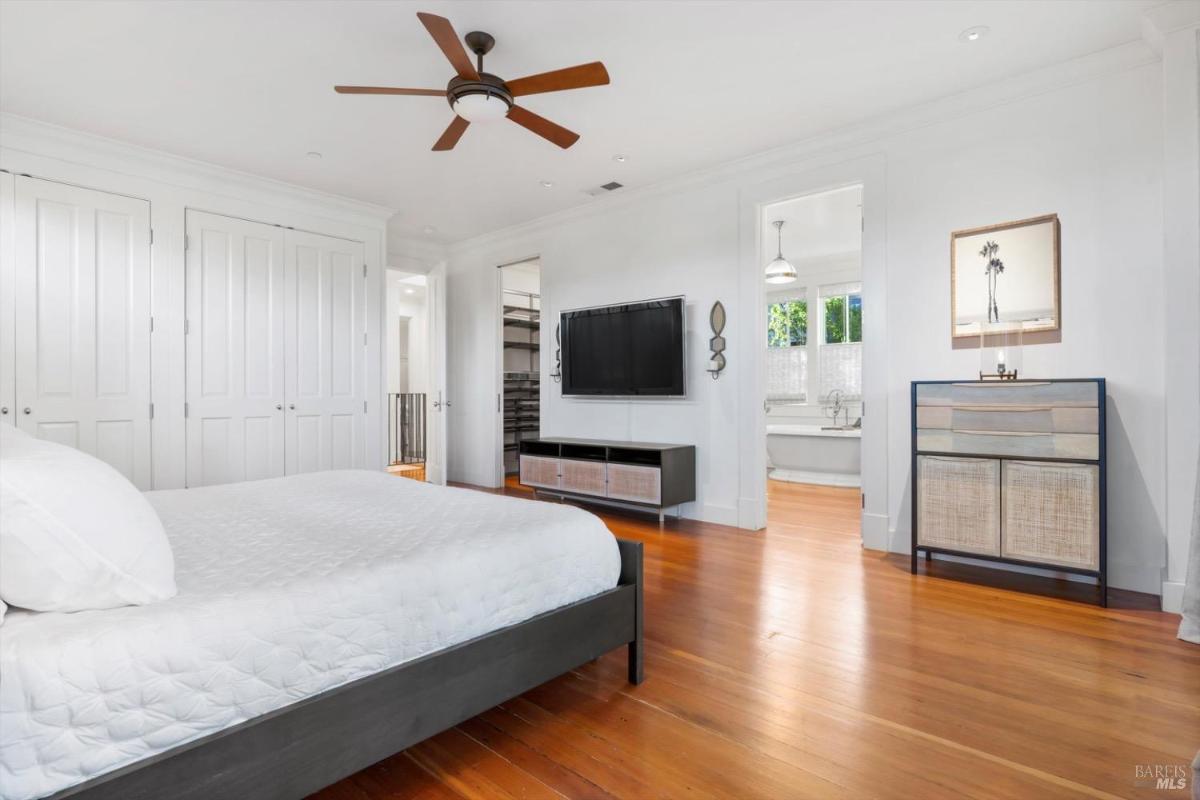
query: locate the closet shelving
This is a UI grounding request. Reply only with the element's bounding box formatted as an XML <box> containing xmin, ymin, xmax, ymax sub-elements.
<box><xmin>503</xmin><ymin>289</ymin><xmax>540</xmax><ymax>474</ymax></box>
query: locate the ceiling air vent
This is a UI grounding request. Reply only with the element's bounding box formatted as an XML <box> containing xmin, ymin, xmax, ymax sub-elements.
<box><xmin>584</xmin><ymin>181</ymin><xmax>625</xmax><ymax>197</ymax></box>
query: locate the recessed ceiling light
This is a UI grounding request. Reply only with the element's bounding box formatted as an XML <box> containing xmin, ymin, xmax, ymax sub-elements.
<box><xmin>421</xmin><ymin>225</ymin><xmax>436</xmax><ymax>234</ymax></box>
<box><xmin>958</xmin><ymin>26</ymin><xmax>989</xmax><ymax>43</ymax></box>
<box><xmin>540</xmin><ymin>180</ymin><xmax>554</xmax><ymax>188</ymax></box>
<box><xmin>306</xmin><ymin>151</ymin><xmax>323</xmax><ymax>160</ymax></box>
<box><xmin>404</xmin><ymin>288</ymin><xmax>415</xmax><ymax>295</ymax></box>
<box><xmin>612</xmin><ymin>154</ymin><xmax>627</xmax><ymax>163</ymax></box>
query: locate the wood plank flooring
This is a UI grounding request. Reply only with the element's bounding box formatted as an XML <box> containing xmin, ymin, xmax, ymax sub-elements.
<box><xmin>313</xmin><ymin>479</ymin><xmax>1199</xmax><ymax>800</ymax></box>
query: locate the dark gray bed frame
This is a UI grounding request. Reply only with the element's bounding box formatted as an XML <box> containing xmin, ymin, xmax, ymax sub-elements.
<box><xmin>48</xmin><ymin>539</ymin><xmax>644</xmax><ymax>800</ymax></box>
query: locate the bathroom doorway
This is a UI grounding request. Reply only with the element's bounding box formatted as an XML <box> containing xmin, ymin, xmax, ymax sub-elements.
<box><xmin>761</xmin><ymin>186</ymin><xmax>863</xmax><ymax>528</ymax></box>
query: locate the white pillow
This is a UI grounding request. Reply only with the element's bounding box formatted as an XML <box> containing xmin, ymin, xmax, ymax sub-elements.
<box><xmin>0</xmin><ymin>425</ymin><xmax>176</xmax><ymax>611</ymax></box>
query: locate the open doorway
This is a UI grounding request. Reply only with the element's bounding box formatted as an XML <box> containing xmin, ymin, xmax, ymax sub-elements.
<box><xmin>499</xmin><ymin>259</ymin><xmax>541</xmax><ymax>479</ymax></box>
<box><xmin>762</xmin><ymin>186</ymin><xmax>863</xmax><ymax>530</ymax></box>
<box><xmin>385</xmin><ymin>270</ymin><xmax>429</xmax><ymax>481</ymax></box>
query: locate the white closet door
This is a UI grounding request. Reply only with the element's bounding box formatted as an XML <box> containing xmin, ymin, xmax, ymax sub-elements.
<box><xmin>185</xmin><ymin>211</ymin><xmax>286</xmax><ymax>486</ymax></box>
<box><xmin>284</xmin><ymin>229</ymin><xmax>365</xmax><ymax>474</ymax></box>
<box><xmin>13</xmin><ymin>176</ymin><xmax>152</xmax><ymax>488</ymax></box>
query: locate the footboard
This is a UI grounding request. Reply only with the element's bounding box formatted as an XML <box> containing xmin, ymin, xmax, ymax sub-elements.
<box><xmin>48</xmin><ymin>537</ymin><xmax>645</xmax><ymax>800</ymax></box>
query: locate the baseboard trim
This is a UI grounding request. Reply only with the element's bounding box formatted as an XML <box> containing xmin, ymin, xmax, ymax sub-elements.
<box><xmin>862</xmin><ymin>512</ymin><xmax>889</xmax><ymax>551</ymax></box>
<box><xmin>1162</xmin><ymin>580</ymin><xmax>1185</xmax><ymax>614</ymax></box>
<box><xmin>737</xmin><ymin>496</ymin><xmax>766</xmax><ymax>531</ymax></box>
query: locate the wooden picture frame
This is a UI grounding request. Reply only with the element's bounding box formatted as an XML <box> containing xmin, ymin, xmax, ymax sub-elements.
<box><xmin>950</xmin><ymin>213</ymin><xmax>1060</xmax><ymax>341</ymax></box>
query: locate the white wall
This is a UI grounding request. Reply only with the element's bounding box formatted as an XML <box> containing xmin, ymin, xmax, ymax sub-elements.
<box><xmin>446</xmin><ymin>43</ymin><xmax>1181</xmax><ymax>595</ymax></box>
<box><xmin>1150</xmin><ymin>3</ymin><xmax>1200</xmax><ymax>613</ymax></box>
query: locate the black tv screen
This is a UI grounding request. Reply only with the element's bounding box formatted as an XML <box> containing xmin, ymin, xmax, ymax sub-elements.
<box><xmin>561</xmin><ymin>297</ymin><xmax>686</xmax><ymax>396</ymax></box>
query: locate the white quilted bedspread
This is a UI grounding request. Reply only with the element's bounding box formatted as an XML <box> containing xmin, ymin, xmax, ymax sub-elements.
<box><xmin>0</xmin><ymin>471</ymin><xmax>620</xmax><ymax>800</ymax></box>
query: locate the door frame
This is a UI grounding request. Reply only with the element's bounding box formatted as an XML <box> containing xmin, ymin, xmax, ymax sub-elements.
<box><xmin>736</xmin><ymin>154</ymin><xmax>889</xmax><ymax>549</ymax></box>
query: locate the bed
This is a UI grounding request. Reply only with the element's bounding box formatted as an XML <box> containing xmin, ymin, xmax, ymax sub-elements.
<box><xmin>0</xmin><ymin>470</ymin><xmax>644</xmax><ymax>800</ymax></box>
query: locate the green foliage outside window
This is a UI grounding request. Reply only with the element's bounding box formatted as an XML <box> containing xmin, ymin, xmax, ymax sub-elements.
<box><xmin>824</xmin><ymin>293</ymin><xmax>862</xmax><ymax>344</ymax></box>
<box><xmin>767</xmin><ymin>300</ymin><xmax>807</xmax><ymax>347</ymax></box>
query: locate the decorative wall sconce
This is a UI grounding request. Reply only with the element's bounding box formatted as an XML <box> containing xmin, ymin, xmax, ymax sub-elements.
<box><xmin>550</xmin><ymin>323</ymin><xmax>562</xmax><ymax>383</ymax></box>
<box><xmin>707</xmin><ymin>301</ymin><xmax>727</xmax><ymax>379</ymax></box>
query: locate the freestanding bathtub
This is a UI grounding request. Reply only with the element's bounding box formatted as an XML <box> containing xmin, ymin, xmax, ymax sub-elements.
<box><xmin>766</xmin><ymin>423</ymin><xmax>862</xmax><ymax>487</ymax></box>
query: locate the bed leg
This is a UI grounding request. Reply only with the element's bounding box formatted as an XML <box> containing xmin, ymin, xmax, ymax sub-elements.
<box><xmin>617</xmin><ymin>538</ymin><xmax>645</xmax><ymax>685</ymax></box>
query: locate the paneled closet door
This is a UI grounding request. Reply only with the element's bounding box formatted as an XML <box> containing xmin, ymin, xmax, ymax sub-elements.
<box><xmin>185</xmin><ymin>210</ymin><xmax>286</xmax><ymax>486</ymax></box>
<box><xmin>13</xmin><ymin>176</ymin><xmax>152</xmax><ymax>488</ymax></box>
<box><xmin>284</xmin><ymin>229</ymin><xmax>365</xmax><ymax>474</ymax></box>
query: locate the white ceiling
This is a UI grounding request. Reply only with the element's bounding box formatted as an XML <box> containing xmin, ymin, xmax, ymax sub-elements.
<box><xmin>0</xmin><ymin>0</ymin><xmax>1157</xmax><ymax>245</ymax></box>
<box><xmin>765</xmin><ymin>186</ymin><xmax>862</xmax><ymax>277</ymax></box>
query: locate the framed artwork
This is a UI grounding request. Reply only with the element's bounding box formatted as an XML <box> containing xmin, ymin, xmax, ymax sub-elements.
<box><xmin>950</xmin><ymin>213</ymin><xmax>1060</xmax><ymax>340</ymax></box>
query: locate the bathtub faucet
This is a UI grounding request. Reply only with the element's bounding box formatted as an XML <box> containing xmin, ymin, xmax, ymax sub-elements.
<box><xmin>823</xmin><ymin>390</ymin><xmax>846</xmax><ymax>428</ymax></box>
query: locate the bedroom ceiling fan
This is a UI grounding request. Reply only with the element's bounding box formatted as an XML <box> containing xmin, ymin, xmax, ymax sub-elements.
<box><xmin>335</xmin><ymin>12</ymin><xmax>609</xmax><ymax>151</ymax></box>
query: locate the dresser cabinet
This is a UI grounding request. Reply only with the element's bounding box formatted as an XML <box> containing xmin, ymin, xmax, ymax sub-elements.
<box><xmin>911</xmin><ymin>379</ymin><xmax>1106</xmax><ymax>604</ymax></box>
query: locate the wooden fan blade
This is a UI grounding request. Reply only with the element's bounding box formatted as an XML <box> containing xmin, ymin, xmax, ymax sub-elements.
<box><xmin>505</xmin><ymin>62</ymin><xmax>610</xmax><ymax>97</ymax></box>
<box><xmin>507</xmin><ymin>105</ymin><xmax>580</xmax><ymax>149</ymax></box>
<box><xmin>334</xmin><ymin>86</ymin><xmax>445</xmax><ymax>96</ymax></box>
<box><xmin>417</xmin><ymin>12</ymin><xmax>479</xmax><ymax>81</ymax></box>
<box><xmin>432</xmin><ymin>116</ymin><xmax>470</xmax><ymax>151</ymax></box>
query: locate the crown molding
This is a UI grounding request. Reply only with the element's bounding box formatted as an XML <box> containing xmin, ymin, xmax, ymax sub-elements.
<box><xmin>1142</xmin><ymin>1</ymin><xmax>1200</xmax><ymax>53</ymax></box>
<box><xmin>0</xmin><ymin>112</ymin><xmax>396</xmax><ymax>225</ymax></box>
<box><xmin>448</xmin><ymin>39</ymin><xmax>1158</xmax><ymax>258</ymax></box>
<box><xmin>388</xmin><ymin>235</ymin><xmax>448</xmax><ymax>268</ymax></box>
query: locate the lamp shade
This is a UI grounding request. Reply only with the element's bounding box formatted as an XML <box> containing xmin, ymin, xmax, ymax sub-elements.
<box><xmin>764</xmin><ymin>256</ymin><xmax>797</xmax><ymax>284</ymax></box>
<box><xmin>452</xmin><ymin>93</ymin><xmax>510</xmax><ymax>122</ymax></box>
<box><xmin>764</xmin><ymin>219</ymin><xmax>797</xmax><ymax>284</ymax></box>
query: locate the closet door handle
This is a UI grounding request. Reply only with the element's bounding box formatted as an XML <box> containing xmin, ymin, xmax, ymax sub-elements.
<box><xmin>22</xmin><ymin>407</ymin><xmax>31</xmax><ymax>415</ymax></box>
<box><xmin>0</xmin><ymin>407</ymin><xmax>7</xmax><ymax>415</ymax></box>
<box><xmin>288</xmin><ymin>404</ymin><xmax>295</xmax><ymax>411</ymax></box>
<box><xmin>275</xmin><ymin>404</ymin><xmax>283</xmax><ymax>411</ymax></box>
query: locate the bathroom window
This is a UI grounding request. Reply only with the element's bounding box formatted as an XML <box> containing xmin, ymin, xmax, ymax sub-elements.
<box><xmin>767</xmin><ymin>298</ymin><xmax>807</xmax><ymax>347</ymax></box>
<box><xmin>819</xmin><ymin>282</ymin><xmax>863</xmax><ymax>399</ymax></box>
<box><xmin>766</xmin><ymin>294</ymin><xmax>808</xmax><ymax>403</ymax></box>
<box><xmin>823</xmin><ymin>292</ymin><xmax>862</xmax><ymax>344</ymax></box>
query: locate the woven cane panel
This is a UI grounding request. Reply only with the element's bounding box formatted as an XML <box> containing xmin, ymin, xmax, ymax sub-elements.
<box><xmin>519</xmin><ymin>455</ymin><xmax>560</xmax><ymax>489</ymax></box>
<box><xmin>606</xmin><ymin>463</ymin><xmax>661</xmax><ymax>504</ymax></box>
<box><xmin>917</xmin><ymin>456</ymin><xmax>1000</xmax><ymax>556</ymax></box>
<box><xmin>1002</xmin><ymin>461</ymin><xmax>1099</xmax><ymax>570</ymax></box>
<box><xmin>560</xmin><ymin>459</ymin><xmax>607</xmax><ymax>496</ymax></box>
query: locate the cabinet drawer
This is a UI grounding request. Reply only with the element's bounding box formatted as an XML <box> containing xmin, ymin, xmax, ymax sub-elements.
<box><xmin>1002</xmin><ymin>461</ymin><xmax>1099</xmax><ymax>570</ymax></box>
<box><xmin>916</xmin><ymin>382</ymin><xmax>1098</xmax><ymax>408</ymax></box>
<box><xmin>917</xmin><ymin>430</ymin><xmax>1098</xmax><ymax>460</ymax></box>
<box><xmin>606</xmin><ymin>463</ymin><xmax>661</xmax><ymax>505</ymax></box>
<box><xmin>917</xmin><ymin>455</ymin><xmax>1000</xmax><ymax>556</ymax></box>
<box><xmin>560</xmin><ymin>458</ymin><xmax>607</xmax><ymax>496</ymax></box>
<box><xmin>519</xmin><ymin>455</ymin><xmax>560</xmax><ymax>489</ymax></box>
<box><xmin>915</xmin><ymin>406</ymin><xmax>1098</xmax><ymax>434</ymax></box>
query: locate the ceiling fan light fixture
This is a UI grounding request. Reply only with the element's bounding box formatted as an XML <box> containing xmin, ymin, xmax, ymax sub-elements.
<box><xmin>451</xmin><ymin>92</ymin><xmax>511</xmax><ymax>122</ymax></box>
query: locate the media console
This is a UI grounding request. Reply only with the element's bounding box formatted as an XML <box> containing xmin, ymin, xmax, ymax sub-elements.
<box><xmin>518</xmin><ymin>437</ymin><xmax>696</xmax><ymax>522</ymax></box>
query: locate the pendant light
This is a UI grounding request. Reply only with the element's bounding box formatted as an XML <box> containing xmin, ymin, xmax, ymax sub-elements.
<box><xmin>764</xmin><ymin>220</ymin><xmax>797</xmax><ymax>284</ymax></box>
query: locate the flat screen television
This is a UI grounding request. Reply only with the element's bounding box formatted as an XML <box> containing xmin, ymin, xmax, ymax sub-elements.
<box><xmin>561</xmin><ymin>297</ymin><xmax>686</xmax><ymax>396</ymax></box>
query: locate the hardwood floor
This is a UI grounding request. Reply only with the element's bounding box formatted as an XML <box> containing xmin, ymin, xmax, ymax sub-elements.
<box><xmin>314</xmin><ymin>479</ymin><xmax>1199</xmax><ymax>800</ymax></box>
